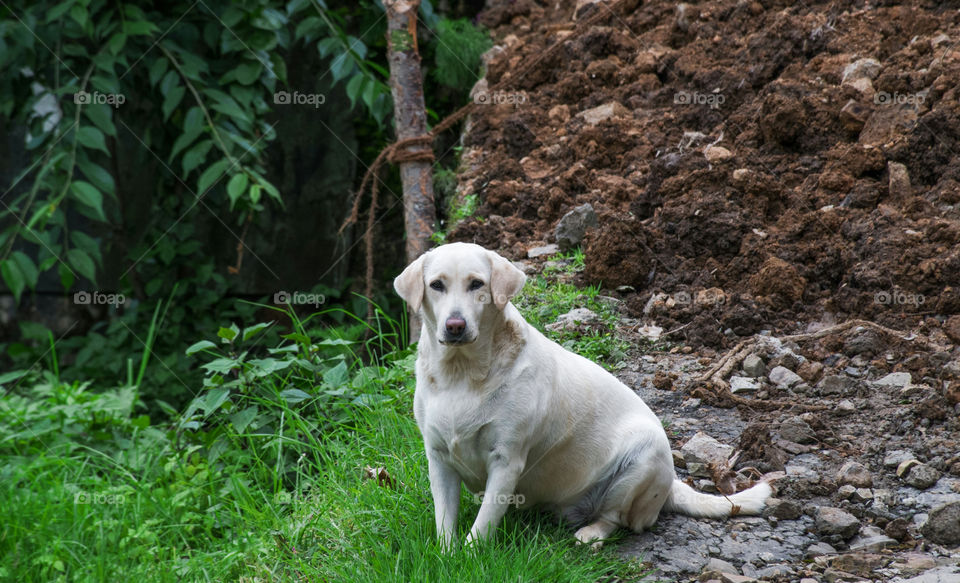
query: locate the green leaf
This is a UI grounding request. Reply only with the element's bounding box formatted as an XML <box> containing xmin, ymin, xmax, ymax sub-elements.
<box><xmin>11</xmin><ymin>251</ymin><xmax>38</xmax><ymax>290</ymax></box>
<box><xmin>217</xmin><ymin>324</ymin><xmax>239</xmax><ymax>342</ymax></box>
<box><xmin>0</xmin><ymin>259</ymin><xmax>26</xmax><ymax>302</ymax></box>
<box><xmin>241</xmin><ymin>321</ymin><xmax>269</xmax><ymax>341</ymax></box>
<box><xmin>323</xmin><ymin>361</ymin><xmax>348</xmax><ymax>387</ymax></box>
<box><xmin>69</xmin><ymin>4</ymin><xmax>87</xmax><ymax>28</ymax></box>
<box><xmin>83</xmin><ymin>103</ymin><xmax>116</xmax><ymax>136</ymax></box>
<box><xmin>182</xmin><ymin>139</ymin><xmax>213</xmax><ymax>176</ymax></box>
<box><xmin>159</xmin><ymin>70</ymin><xmax>178</xmax><ymax>96</ymax></box>
<box><xmin>77</xmin><ymin>159</ymin><xmax>116</xmax><ymax>196</ymax></box>
<box><xmin>329</xmin><ymin>52</ymin><xmax>355</xmax><ymax>83</ymax></box>
<box><xmin>234</xmin><ymin>62</ymin><xmax>262</xmax><ymax>85</ymax></box>
<box><xmin>77</xmin><ymin>126</ymin><xmax>109</xmax><ymax>154</ymax></box>
<box><xmin>226</xmin><ymin>173</ymin><xmax>248</xmax><ymax>209</ymax></box>
<box><xmin>123</xmin><ymin>20</ymin><xmax>159</xmax><ymax>36</ymax></box>
<box><xmin>67</xmin><ymin>248</ymin><xmax>96</xmax><ymax>282</ymax></box>
<box><xmin>46</xmin><ymin>1</ymin><xmax>74</xmax><ymax>23</ymax></box>
<box><xmin>202</xmin><ymin>388</ymin><xmax>231</xmax><ymax>414</ymax></box>
<box><xmin>70</xmin><ymin>231</ymin><xmax>102</xmax><ymax>264</ymax></box>
<box><xmin>185</xmin><ymin>340</ymin><xmax>217</xmax><ymax>355</ymax></box>
<box><xmin>0</xmin><ymin>369</ymin><xmax>29</xmax><ymax>385</ymax></box>
<box><xmin>230</xmin><ymin>405</ymin><xmax>258</xmax><ymax>433</ymax></box>
<box><xmin>162</xmin><ymin>85</ymin><xmax>185</xmax><ymax>121</ymax></box>
<box><xmin>183</xmin><ymin>106</ymin><xmax>204</xmax><ymax>134</ymax></box>
<box><xmin>69</xmin><ymin>181</ymin><xmax>106</xmax><ymax>221</ymax></box>
<box><xmin>58</xmin><ymin>261</ymin><xmax>75</xmax><ymax>290</ymax></box>
<box><xmin>346</xmin><ymin>74</ymin><xmax>364</xmax><ymax>108</ymax></box>
<box><xmin>108</xmin><ymin>32</ymin><xmax>127</xmax><ymax>55</ymax></box>
<box><xmin>197</xmin><ymin>159</ymin><xmax>231</xmax><ymax>194</ymax></box>
<box><xmin>279</xmin><ymin>388</ymin><xmax>312</xmax><ymax>404</ymax></box>
<box><xmin>149</xmin><ymin>58</ymin><xmax>168</xmax><ymax>86</ymax></box>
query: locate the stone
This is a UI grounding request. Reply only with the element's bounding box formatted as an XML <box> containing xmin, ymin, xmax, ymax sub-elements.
<box><xmin>902</xmin><ymin>463</ymin><xmax>941</xmax><ymax>490</ymax></box>
<box><xmin>843</xmin><ymin>329</ymin><xmax>882</xmax><ymax>357</ymax></box>
<box><xmin>742</xmin><ymin>354</ymin><xmax>765</xmax><ymax>378</ymax></box>
<box><xmin>872</xmin><ymin>371</ymin><xmax>912</xmax><ymax>388</ymax></box>
<box><xmin>756</xmin><ymin>564</ymin><xmax>793</xmax><ymax>579</ymax></box>
<box><xmin>944</xmin><ymin>315</ymin><xmax>960</xmax><ymax>344</ymax></box>
<box><xmin>578</xmin><ymin>101</ymin><xmax>629</xmax><ymax>126</ymax></box>
<box><xmin>888</xmin><ymin>161</ymin><xmax>912</xmax><ymax>199</ymax></box>
<box><xmin>730</xmin><ymin>376</ymin><xmax>761</xmax><ymax>393</ymax></box>
<box><xmin>779</xmin><ymin>416</ymin><xmax>817</xmax><ymax>444</ymax></box>
<box><xmin>769</xmin><ymin>365</ymin><xmax>803</xmax><ymax>389</ymax></box>
<box><xmin>848</xmin><ymin>533</ymin><xmax>897</xmax><ymax>552</ymax></box>
<box><xmin>682</xmin><ymin>432</ymin><xmax>734</xmax><ymax>475</ymax></box>
<box><xmin>897</xmin><ymin>459</ymin><xmax>921</xmax><ymax>477</ymax></box>
<box><xmin>836</xmin><ymin>399</ymin><xmax>856</xmax><ymax>414</ymax></box>
<box><xmin>815</xmin><ymin>507</ymin><xmax>860</xmax><ymax>539</ymax></box>
<box><xmin>705</xmin><ymin>146</ymin><xmax>734</xmax><ymax>163</ymax></box>
<box><xmin>860</xmin><ymin>106</ymin><xmax>918</xmax><ymax>148</ymax></box>
<box><xmin>837</xmin><ymin>484</ymin><xmax>856</xmax><ymax>500</ymax></box>
<box><xmin>527</xmin><ymin>244</ymin><xmax>559</xmax><ymax>258</ymax></box>
<box><xmin>837</xmin><ymin>461</ymin><xmax>873</xmax><ymax>488</ymax></box>
<box><xmin>544</xmin><ymin>308</ymin><xmax>599</xmax><ymax>332</ymax></box>
<box><xmin>883</xmin><ymin>449</ymin><xmax>915</xmax><ymax>468</ymax></box>
<box><xmin>884</xmin><ymin>517</ymin><xmax>910</xmax><ymax>541</ymax></box>
<box><xmin>841</xmin><ymin>58</ymin><xmax>882</xmax><ymax>84</ymax></box>
<box><xmin>898</xmin><ymin>566</ymin><xmax>960</xmax><ymax>583</ymax></box>
<box><xmin>805</xmin><ymin>542</ymin><xmax>838</xmax><ymax>558</ymax></box>
<box><xmin>893</xmin><ymin>553</ymin><xmax>936</xmax><ymax>574</ymax></box>
<box><xmin>672</xmin><ymin>449</ymin><xmax>686</xmax><ymax>469</ymax></box>
<box><xmin>851</xmin><ymin>488</ymin><xmax>873</xmax><ymax>503</ymax></box>
<box><xmin>554</xmin><ymin>203</ymin><xmax>598</xmax><ymax>251</ymax></box>
<box><xmin>920</xmin><ymin>501</ymin><xmax>960</xmax><ymax>545</ymax></box>
<box><xmin>704</xmin><ymin>557</ymin><xmax>739</xmax><ymax>574</ymax></box>
<box><xmin>763</xmin><ymin>498</ymin><xmax>802</xmax><ymax>520</ymax></box>
<box><xmin>797</xmin><ymin>361</ymin><xmax>824</xmax><ymax>383</ymax></box>
<box><xmin>839</xmin><ymin>99</ymin><xmax>871</xmax><ymax>132</ymax></box>
<box><xmin>818</xmin><ymin>374</ymin><xmax>856</xmax><ymax>396</ymax></box>
<box><xmin>830</xmin><ymin>552</ymin><xmax>891</xmax><ymax>576</ymax></box>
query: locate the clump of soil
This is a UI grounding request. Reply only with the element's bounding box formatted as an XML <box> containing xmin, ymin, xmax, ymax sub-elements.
<box><xmin>450</xmin><ymin>0</ymin><xmax>960</xmax><ymax>347</ymax></box>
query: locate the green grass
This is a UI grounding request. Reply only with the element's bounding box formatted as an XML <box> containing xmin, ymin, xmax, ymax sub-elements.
<box><xmin>0</xmin><ymin>269</ymin><xmax>654</xmax><ymax>582</ymax></box>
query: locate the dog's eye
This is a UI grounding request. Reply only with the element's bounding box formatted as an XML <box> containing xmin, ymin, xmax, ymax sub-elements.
<box><xmin>429</xmin><ymin>280</ymin><xmax>445</xmax><ymax>292</ymax></box>
<box><xmin>468</xmin><ymin>279</ymin><xmax>484</xmax><ymax>291</ymax></box>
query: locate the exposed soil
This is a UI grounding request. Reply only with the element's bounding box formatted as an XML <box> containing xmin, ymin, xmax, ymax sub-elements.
<box><xmin>449</xmin><ymin>0</ymin><xmax>960</xmax><ymax>349</ymax></box>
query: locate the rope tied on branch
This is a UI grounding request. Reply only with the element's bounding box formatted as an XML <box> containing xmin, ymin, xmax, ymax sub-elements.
<box><xmin>340</xmin><ymin>0</ymin><xmax>628</xmax><ymax>307</ymax></box>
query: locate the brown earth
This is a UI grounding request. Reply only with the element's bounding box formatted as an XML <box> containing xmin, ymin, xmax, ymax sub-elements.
<box><xmin>449</xmin><ymin>0</ymin><xmax>960</xmax><ymax>348</ymax></box>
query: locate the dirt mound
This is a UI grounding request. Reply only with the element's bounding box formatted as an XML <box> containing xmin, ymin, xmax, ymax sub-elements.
<box><xmin>450</xmin><ymin>0</ymin><xmax>960</xmax><ymax>347</ymax></box>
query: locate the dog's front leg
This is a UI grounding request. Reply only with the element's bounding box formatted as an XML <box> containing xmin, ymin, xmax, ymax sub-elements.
<box><xmin>465</xmin><ymin>456</ymin><xmax>524</xmax><ymax>544</ymax></box>
<box><xmin>427</xmin><ymin>451</ymin><xmax>461</xmax><ymax>548</ymax></box>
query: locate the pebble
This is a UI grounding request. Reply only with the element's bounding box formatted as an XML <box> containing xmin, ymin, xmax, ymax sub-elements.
<box><xmin>815</xmin><ymin>507</ymin><xmax>860</xmax><ymax>539</ymax></box>
<box><xmin>902</xmin><ymin>463</ymin><xmax>941</xmax><ymax>490</ymax></box>
<box><xmin>817</xmin><ymin>374</ymin><xmax>857</xmax><ymax>396</ymax></box>
<box><xmin>805</xmin><ymin>542</ymin><xmax>838</xmax><ymax>558</ymax></box>
<box><xmin>837</xmin><ymin>461</ymin><xmax>873</xmax><ymax>488</ymax></box>
<box><xmin>682</xmin><ymin>432</ymin><xmax>734</xmax><ymax>476</ymax></box>
<box><xmin>705</xmin><ymin>557</ymin><xmax>739</xmax><ymax>574</ymax></box>
<box><xmin>527</xmin><ymin>244</ymin><xmax>559</xmax><ymax>258</ymax></box>
<box><xmin>730</xmin><ymin>375</ymin><xmax>762</xmax><ymax>393</ymax></box>
<box><xmin>544</xmin><ymin>307</ymin><xmax>599</xmax><ymax>331</ymax></box>
<box><xmin>554</xmin><ymin>203</ymin><xmax>598</xmax><ymax>251</ymax></box>
<box><xmin>780</xmin><ymin>416</ymin><xmax>817</xmax><ymax>444</ymax></box>
<box><xmin>884</xmin><ymin>449</ymin><xmax>916</xmax><ymax>468</ymax></box>
<box><xmin>920</xmin><ymin>501</ymin><xmax>960</xmax><ymax>546</ymax></box>
<box><xmin>769</xmin><ymin>365</ymin><xmax>803</xmax><ymax>389</ymax></box>
<box><xmin>577</xmin><ymin>101</ymin><xmax>629</xmax><ymax>126</ymax></box>
<box><xmin>872</xmin><ymin>371</ymin><xmax>912</xmax><ymax>388</ymax></box>
<box><xmin>742</xmin><ymin>354</ymin><xmax>765</xmax><ymax>377</ymax></box>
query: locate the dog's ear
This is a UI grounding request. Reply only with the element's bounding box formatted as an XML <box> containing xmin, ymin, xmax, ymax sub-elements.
<box><xmin>394</xmin><ymin>254</ymin><xmax>427</xmax><ymax>313</ymax></box>
<box><xmin>487</xmin><ymin>250</ymin><xmax>527</xmax><ymax>310</ymax></box>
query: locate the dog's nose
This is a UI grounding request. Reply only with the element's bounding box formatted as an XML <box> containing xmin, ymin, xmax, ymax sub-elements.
<box><xmin>445</xmin><ymin>317</ymin><xmax>466</xmax><ymax>336</ymax></box>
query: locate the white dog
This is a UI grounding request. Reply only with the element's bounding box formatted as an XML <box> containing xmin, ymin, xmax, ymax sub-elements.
<box><xmin>394</xmin><ymin>242</ymin><xmax>771</xmax><ymax>548</ymax></box>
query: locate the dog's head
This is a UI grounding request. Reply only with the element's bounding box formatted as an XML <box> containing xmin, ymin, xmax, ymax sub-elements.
<box><xmin>393</xmin><ymin>243</ymin><xmax>526</xmax><ymax>346</ymax></box>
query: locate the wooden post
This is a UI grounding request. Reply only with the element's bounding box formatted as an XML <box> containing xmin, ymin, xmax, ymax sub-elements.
<box><xmin>384</xmin><ymin>0</ymin><xmax>435</xmax><ymax>342</ymax></box>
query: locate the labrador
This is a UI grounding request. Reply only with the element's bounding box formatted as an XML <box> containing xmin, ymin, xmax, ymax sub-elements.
<box><xmin>394</xmin><ymin>242</ymin><xmax>771</xmax><ymax>548</ymax></box>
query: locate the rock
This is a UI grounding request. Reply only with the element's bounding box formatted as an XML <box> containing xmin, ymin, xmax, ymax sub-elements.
<box><xmin>884</xmin><ymin>517</ymin><xmax>911</xmax><ymax>541</ymax></box>
<box><xmin>797</xmin><ymin>361</ymin><xmax>824</xmax><ymax>383</ymax></box>
<box><xmin>742</xmin><ymin>354</ymin><xmax>765</xmax><ymax>378</ymax></box>
<box><xmin>944</xmin><ymin>315</ymin><xmax>960</xmax><ymax>344</ymax></box>
<box><xmin>898</xmin><ymin>566</ymin><xmax>960</xmax><ymax>583</ymax></box>
<box><xmin>892</xmin><ymin>553</ymin><xmax>937</xmax><ymax>574</ymax></box>
<box><xmin>673</xmin><ymin>449</ymin><xmax>686</xmax><ymax>469</ymax></box>
<box><xmin>730</xmin><ymin>375</ymin><xmax>761</xmax><ymax>393</ymax></box>
<box><xmin>836</xmin><ymin>399</ymin><xmax>856</xmax><ymax>414</ymax></box>
<box><xmin>527</xmin><ymin>244</ymin><xmax>559</xmax><ymax>258</ymax></box>
<box><xmin>841</xmin><ymin>58</ymin><xmax>882</xmax><ymax>84</ymax></box>
<box><xmin>705</xmin><ymin>146</ymin><xmax>734</xmax><ymax>163</ymax></box>
<box><xmin>851</xmin><ymin>487</ymin><xmax>873</xmax><ymax>503</ymax></box>
<box><xmin>704</xmin><ymin>557</ymin><xmax>739</xmax><ymax>575</ymax></box>
<box><xmin>763</xmin><ymin>498</ymin><xmax>802</xmax><ymax>520</ymax></box>
<box><xmin>756</xmin><ymin>564</ymin><xmax>793</xmax><ymax>579</ymax></box>
<box><xmin>817</xmin><ymin>375</ymin><xmax>856</xmax><ymax>396</ymax></box>
<box><xmin>837</xmin><ymin>484</ymin><xmax>856</xmax><ymax>500</ymax></box>
<box><xmin>897</xmin><ymin>459</ymin><xmax>921</xmax><ymax>477</ymax></box>
<box><xmin>860</xmin><ymin>106</ymin><xmax>918</xmax><ymax>148</ymax></box>
<box><xmin>888</xmin><ymin>161</ymin><xmax>912</xmax><ymax>199</ymax></box>
<box><xmin>846</xmin><ymin>76</ymin><xmax>875</xmax><ymax>98</ymax></box>
<box><xmin>554</xmin><ymin>203</ymin><xmax>598</xmax><ymax>251</ymax></box>
<box><xmin>839</xmin><ymin>99</ymin><xmax>871</xmax><ymax>132</ymax></box>
<box><xmin>884</xmin><ymin>449</ymin><xmax>915</xmax><ymax>468</ymax></box>
<box><xmin>815</xmin><ymin>507</ymin><xmax>860</xmax><ymax>539</ymax></box>
<box><xmin>769</xmin><ymin>365</ymin><xmax>803</xmax><ymax>389</ymax></box>
<box><xmin>805</xmin><ymin>542</ymin><xmax>838</xmax><ymax>558</ymax></box>
<box><xmin>578</xmin><ymin>101</ymin><xmax>629</xmax><ymax>126</ymax></box>
<box><xmin>843</xmin><ymin>329</ymin><xmax>882</xmax><ymax>357</ymax></box>
<box><xmin>682</xmin><ymin>432</ymin><xmax>734</xmax><ymax>476</ymax></box>
<box><xmin>544</xmin><ymin>307</ymin><xmax>599</xmax><ymax>332</ymax></box>
<box><xmin>830</xmin><ymin>552</ymin><xmax>890</xmax><ymax>577</ymax></box>
<box><xmin>848</xmin><ymin>533</ymin><xmax>897</xmax><ymax>552</ymax></box>
<box><xmin>902</xmin><ymin>463</ymin><xmax>941</xmax><ymax>490</ymax></box>
<box><xmin>920</xmin><ymin>501</ymin><xmax>960</xmax><ymax>545</ymax></box>
<box><xmin>837</xmin><ymin>461</ymin><xmax>873</xmax><ymax>488</ymax></box>
<box><xmin>872</xmin><ymin>371</ymin><xmax>912</xmax><ymax>388</ymax></box>
<box><xmin>779</xmin><ymin>416</ymin><xmax>817</xmax><ymax>444</ymax></box>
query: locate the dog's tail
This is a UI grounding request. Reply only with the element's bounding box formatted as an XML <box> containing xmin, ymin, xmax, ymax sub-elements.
<box><xmin>663</xmin><ymin>479</ymin><xmax>772</xmax><ymax>518</ymax></box>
